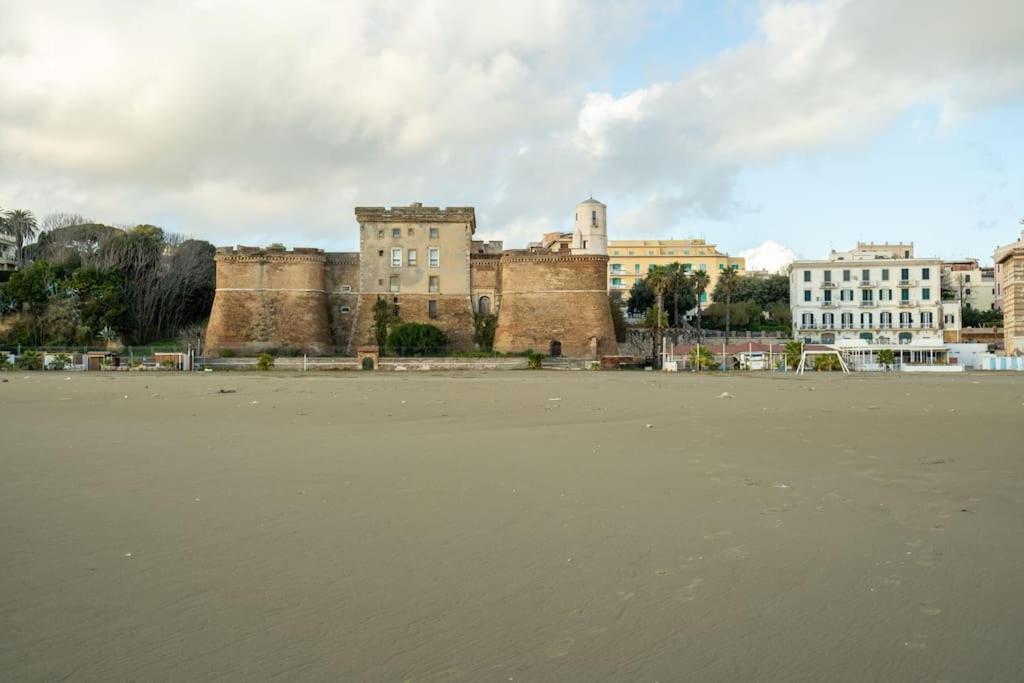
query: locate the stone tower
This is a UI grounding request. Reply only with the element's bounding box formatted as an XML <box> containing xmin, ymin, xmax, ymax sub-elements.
<box><xmin>571</xmin><ymin>197</ymin><xmax>607</xmax><ymax>255</ymax></box>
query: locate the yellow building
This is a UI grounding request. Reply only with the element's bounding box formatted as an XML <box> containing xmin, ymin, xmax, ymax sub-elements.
<box><xmin>607</xmin><ymin>239</ymin><xmax>745</xmax><ymax>304</ymax></box>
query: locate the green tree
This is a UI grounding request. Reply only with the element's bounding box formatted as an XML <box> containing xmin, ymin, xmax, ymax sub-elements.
<box><xmin>472</xmin><ymin>312</ymin><xmax>498</xmax><ymax>351</ymax></box>
<box><xmin>371</xmin><ymin>297</ymin><xmax>399</xmax><ymax>349</ymax></box>
<box><xmin>256</xmin><ymin>353</ymin><xmax>274</xmax><ymax>371</ymax></box>
<box><xmin>877</xmin><ymin>348</ymin><xmax>895</xmax><ymax>370</ymax></box>
<box><xmin>690</xmin><ymin>269</ymin><xmax>711</xmax><ymax>342</ymax></box>
<box><xmin>717</xmin><ymin>267</ymin><xmax>739</xmax><ymax>344</ymax></box>
<box><xmin>4</xmin><ymin>209</ymin><xmax>38</xmax><ymax>268</ymax></box>
<box><xmin>643</xmin><ymin>304</ymin><xmax>668</xmax><ymax>363</ymax></box>
<box><xmin>1</xmin><ymin>260</ymin><xmax>55</xmax><ymax>310</ymax></box>
<box><xmin>386</xmin><ymin>322</ymin><xmax>447</xmax><ymax>356</ymax></box>
<box><xmin>784</xmin><ymin>340</ymin><xmax>803</xmax><ymax>370</ymax></box>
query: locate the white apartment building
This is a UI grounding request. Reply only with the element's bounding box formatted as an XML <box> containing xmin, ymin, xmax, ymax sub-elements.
<box><xmin>790</xmin><ymin>247</ymin><xmax>960</xmax><ymax>346</ymax></box>
<box><xmin>0</xmin><ymin>233</ymin><xmax>16</xmax><ymax>271</ymax></box>
<box><xmin>942</xmin><ymin>259</ymin><xmax>997</xmax><ymax>312</ymax></box>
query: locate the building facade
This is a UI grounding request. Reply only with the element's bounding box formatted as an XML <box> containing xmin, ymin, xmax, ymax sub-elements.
<box><xmin>941</xmin><ymin>259</ymin><xmax>997</xmax><ymax>312</ymax></box>
<box><xmin>994</xmin><ymin>231</ymin><xmax>1024</xmax><ymax>354</ymax></box>
<box><xmin>607</xmin><ymin>239</ymin><xmax>744</xmax><ymax>302</ymax></box>
<box><xmin>789</xmin><ymin>248</ymin><xmax>960</xmax><ymax>346</ymax></box>
<box><xmin>0</xmin><ymin>233</ymin><xmax>15</xmax><ymax>271</ymax></box>
<box><xmin>205</xmin><ymin>201</ymin><xmax>618</xmax><ymax>359</ymax></box>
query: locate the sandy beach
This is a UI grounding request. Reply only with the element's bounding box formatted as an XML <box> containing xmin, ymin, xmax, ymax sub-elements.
<box><xmin>2</xmin><ymin>370</ymin><xmax>1024</xmax><ymax>680</ymax></box>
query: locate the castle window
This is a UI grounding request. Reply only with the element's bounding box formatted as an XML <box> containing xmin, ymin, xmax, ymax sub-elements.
<box><xmin>340</xmin><ymin>285</ymin><xmax>352</xmax><ymax>293</ymax></box>
<box><xmin>377</xmin><ymin>230</ymin><xmax>384</xmax><ymax>239</ymax></box>
<box><xmin>340</xmin><ymin>306</ymin><xmax>351</xmax><ymax>314</ymax></box>
<box><xmin>407</xmin><ymin>227</ymin><xmax>414</xmax><ymax>236</ymax></box>
<box><xmin>389</xmin><ymin>275</ymin><xmax>399</xmax><ymax>293</ymax></box>
<box><xmin>478</xmin><ymin>296</ymin><xmax>491</xmax><ymax>315</ymax></box>
<box><xmin>391</xmin><ymin>247</ymin><xmax>402</xmax><ymax>267</ymax></box>
<box><xmin>408</xmin><ymin>249</ymin><xmax>417</xmax><ymax>266</ymax></box>
<box><xmin>428</xmin><ymin>300</ymin><xmax>438</xmax><ymax>319</ymax></box>
<box><xmin>391</xmin><ymin>228</ymin><xmax>401</xmax><ymax>238</ymax></box>
<box><xmin>429</xmin><ymin>276</ymin><xmax>439</xmax><ymax>293</ymax></box>
<box><xmin>378</xmin><ymin>249</ymin><xmax>384</xmax><ymax>257</ymax></box>
<box><xmin>428</xmin><ymin>247</ymin><xmax>440</xmax><ymax>268</ymax></box>
<box><xmin>429</xmin><ymin>227</ymin><xmax>439</xmax><ymax>239</ymax></box>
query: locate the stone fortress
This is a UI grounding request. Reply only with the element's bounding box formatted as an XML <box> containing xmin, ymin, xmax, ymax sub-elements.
<box><xmin>204</xmin><ymin>199</ymin><xmax>619</xmax><ymax>358</ymax></box>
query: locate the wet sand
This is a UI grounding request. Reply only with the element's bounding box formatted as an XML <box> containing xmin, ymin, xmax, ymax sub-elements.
<box><xmin>2</xmin><ymin>370</ymin><xmax>1024</xmax><ymax>680</ymax></box>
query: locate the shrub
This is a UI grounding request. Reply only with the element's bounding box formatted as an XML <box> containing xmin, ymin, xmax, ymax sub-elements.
<box><xmin>361</xmin><ymin>356</ymin><xmax>375</xmax><ymax>370</ymax></box>
<box><xmin>47</xmin><ymin>352</ymin><xmax>72</xmax><ymax>371</ymax></box>
<box><xmin>256</xmin><ymin>353</ymin><xmax>274</xmax><ymax>371</ymax></box>
<box><xmin>219</xmin><ymin>348</ymin><xmax>236</xmax><ymax>358</ymax></box>
<box><xmin>0</xmin><ymin>354</ymin><xmax>12</xmax><ymax>371</ymax></box>
<box><xmin>814</xmin><ymin>354</ymin><xmax>842</xmax><ymax>372</ymax></box>
<box><xmin>526</xmin><ymin>351</ymin><xmax>545</xmax><ymax>369</ymax></box>
<box><xmin>690</xmin><ymin>346</ymin><xmax>717</xmax><ymax>370</ymax></box>
<box><xmin>160</xmin><ymin>359</ymin><xmax>177</xmax><ymax>369</ymax></box>
<box><xmin>877</xmin><ymin>348</ymin><xmax>895</xmax><ymax>370</ymax></box>
<box><xmin>472</xmin><ymin>312</ymin><xmax>498</xmax><ymax>351</ymax></box>
<box><xmin>784</xmin><ymin>340</ymin><xmax>803</xmax><ymax>370</ymax></box>
<box><xmin>386</xmin><ymin>322</ymin><xmax>447</xmax><ymax>356</ymax></box>
<box><xmin>15</xmin><ymin>350</ymin><xmax>43</xmax><ymax>371</ymax></box>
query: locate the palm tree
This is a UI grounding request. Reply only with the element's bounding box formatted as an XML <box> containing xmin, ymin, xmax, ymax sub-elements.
<box><xmin>718</xmin><ymin>267</ymin><xmax>739</xmax><ymax>345</ymax></box>
<box><xmin>5</xmin><ymin>209</ymin><xmax>38</xmax><ymax>268</ymax></box>
<box><xmin>690</xmin><ymin>269</ymin><xmax>711</xmax><ymax>343</ymax></box>
<box><xmin>644</xmin><ymin>265</ymin><xmax>672</xmax><ymax>360</ymax></box>
<box><xmin>643</xmin><ymin>304</ymin><xmax>668</xmax><ymax>365</ymax></box>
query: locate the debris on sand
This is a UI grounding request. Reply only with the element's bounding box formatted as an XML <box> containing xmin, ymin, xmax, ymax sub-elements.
<box><xmin>548</xmin><ymin>397</ymin><xmax>562</xmax><ymax>402</ymax></box>
<box><xmin>718</xmin><ymin>392</ymin><xmax>734</xmax><ymax>399</ymax></box>
<box><xmin>217</xmin><ymin>388</ymin><xmax>237</xmax><ymax>394</ymax></box>
<box><xmin>123</xmin><ymin>552</ymin><xmax>133</xmax><ymax>558</ymax></box>
<box><xmin>250</xmin><ymin>400</ymin><xmax>259</xmax><ymax>405</ymax></box>
<box><xmin>645</xmin><ymin>423</ymin><xmax>654</xmax><ymax>429</ymax></box>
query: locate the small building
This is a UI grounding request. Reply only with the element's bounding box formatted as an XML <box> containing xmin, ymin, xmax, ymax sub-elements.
<box><xmin>942</xmin><ymin>259</ymin><xmax>997</xmax><ymax>312</ymax></box>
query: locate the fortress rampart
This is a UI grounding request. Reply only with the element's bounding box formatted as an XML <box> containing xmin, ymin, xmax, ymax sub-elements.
<box><xmin>205</xmin><ymin>247</ymin><xmax>332</xmax><ymax>354</ymax></box>
<box><xmin>493</xmin><ymin>253</ymin><xmax>617</xmax><ymax>358</ymax></box>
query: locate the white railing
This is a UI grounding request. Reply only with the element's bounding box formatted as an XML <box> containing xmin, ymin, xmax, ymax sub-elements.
<box><xmin>821</xmin><ymin>281</ymin><xmax>837</xmax><ymax>288</ymax></box>
<box><xmin>859</xmin><ymin>300</ymin><xmax>876</xmax><ymax>307</ymax></box>
<box><xmin>898</xmin><ymin>300</ymin><xmax>915</xmax><ymax>307</ymax></box>
<box><xmin>858</xmin><ymin>280</ymin><xmax>876</xmax><ymax>287</ymax></box>
<box><xmin>899</xmin><ymin>279</ymin><xmax>915</xmax><ymax>287</ymax></box>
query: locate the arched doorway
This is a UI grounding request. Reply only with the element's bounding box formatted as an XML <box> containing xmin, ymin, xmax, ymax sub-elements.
<box><xmin>549</xmin><ymin>340</ymin><xmax>562</xmax><ymax>357</ymax></box>
<box><xmin>478</xmin><ymin>296</ymin><xmax>491</xmax><ymax>315</ymax></box>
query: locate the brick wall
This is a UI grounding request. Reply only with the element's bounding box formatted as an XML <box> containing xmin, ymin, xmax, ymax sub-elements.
<box><xmin>494</xmin><ymin>253</ymin><xmax>618</xmax><ymax>358</ymax></box>
<box><xmin>205</xmin><ymin>247</ymin><xmax>332</xmax><ymax>354</ymax></box>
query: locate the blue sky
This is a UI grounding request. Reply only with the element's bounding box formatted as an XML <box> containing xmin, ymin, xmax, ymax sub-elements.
<box><xmin>2</xmin><ymin>0</ymin><xmax>1022</xmax><ymax>269</ymax></box>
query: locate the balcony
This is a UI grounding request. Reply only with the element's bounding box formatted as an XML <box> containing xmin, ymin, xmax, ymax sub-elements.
<box><xmin>841</xmin><ymin>324</ymin><xmax>855</xmax><ymax>330</ymax></box>
<box><xmin>799</xmin><ymin>324</ymin><xmax>817</xmax><ymax>330</ymax></box>
<box><xmin>857</xmin><ymin>280</ymin><xmax>876</xmax><ymax>288</ymax></box>
<box><xmin>920</xmin><ymin>322</ymin><xmax>934</xmax><ymax>329</ymax></box>
<box><xmin>858</xmin><ymin>300</ymin><xmax>876</xmax><ymax>307</ymax></box>
<box><xmin>820</xmin><ymin>281</ymin><xmax>837</xmax><ymax>289</ymax></box>
<box><xmin>899</xmin><ymin>323</ymin><xmax>914</xmax><ymax>329</ymax></box>
<box><xmin>821</xmin><ymin>300</ymin><xmax>837</xmax><ymax>308</ymax></box>
<box><xmin>899</xmin><ymin>279</ymin><xmax>915</xmax><ymax>287</ymax></box>
<box><xmin>879</xmin><ymin>322</ymin><xmax>893</xmax><ymax>329</ymax></box>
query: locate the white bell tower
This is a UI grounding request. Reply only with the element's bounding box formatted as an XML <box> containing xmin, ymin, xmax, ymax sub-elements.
<box><xmin>571</xmin><ymin>197</ymin><xmax>607</xmax><ymax>255</ymax></box>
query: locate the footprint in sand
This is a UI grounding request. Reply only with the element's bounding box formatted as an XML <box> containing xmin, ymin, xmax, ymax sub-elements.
<box><xmin>882</xmin><ymin>575</ymin><xmax>902</xmax><ymax>587</ymax></box>
<box><xmin>703</xmin><ymin>530</ymin><xmax>734</xmax><ymax>541</ymax></box>
<box><xmin>617</xmin><ymin>591</ymin><xmax>635</xmax><ymax>601</ymax></box>
<box><xmin>678</xmin><ymin>578</ymin><xmax>704</xmax><ymax>603</ymax></box>
<box><xmin>545</xmin><ymin>637</ymin><xmax>574</xmax><ymax>658</ymax></box>
<box><xmin>764</xmin><ymin>518</ymin><xmax>783</xmax><ymax>528</ymax></box>
<box><xmin>655</xmin><ymin>569</ymin><xmax>671</xmax><ymax>576</ymax></box>
<box><xmin>723</xmin><ymin>545</ymin><xmax>748</xmax><ymax>560</ymax></box>
<box><xmin>919</xmin><ymin>604</ymin><xmax>942</xmax><ymax>617</ymax></box>
<box><xmin>904</xmin><ymin>634</ymin><xmax>929</xmax><ymax>650</ymax></box>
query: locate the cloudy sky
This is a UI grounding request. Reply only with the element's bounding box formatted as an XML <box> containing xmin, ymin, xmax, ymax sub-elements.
<box><xmin>2</xmin><ymin>0</ymin><xmax>1023</xmax><ymax>269</ymax></box>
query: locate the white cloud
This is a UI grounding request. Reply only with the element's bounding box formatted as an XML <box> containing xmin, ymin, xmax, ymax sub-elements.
<box><xmin>739</xmin><ymin>240</ymin><xmax>796</xmax><ymax>274</ymax></box>
<box><xmin>1</xmin><ymin>0</ymin><xmax>1023</xmax><ymax>250</ymax></box>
